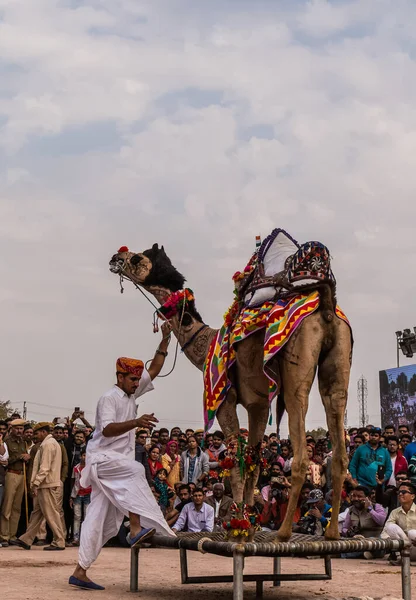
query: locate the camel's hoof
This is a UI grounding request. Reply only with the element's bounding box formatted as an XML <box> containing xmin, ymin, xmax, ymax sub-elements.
<box><xmin>324</xmin><ymin>530</ymin><xmax>340</xmax><ymax>541</ymax></box>
<box><xmin>274</xmin><ymin>532</ymin><xmax>291</xmax><ymax>543</ymax></box>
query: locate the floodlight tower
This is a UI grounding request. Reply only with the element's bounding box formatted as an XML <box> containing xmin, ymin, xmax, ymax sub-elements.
<box><xmin>357</xmin><ymin>375</ymin><xmax>368</xmax><ymax>428</ymax></box>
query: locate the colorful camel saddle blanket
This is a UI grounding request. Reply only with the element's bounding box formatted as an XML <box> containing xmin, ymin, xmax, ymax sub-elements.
<box><xmin>203</xmin><ymin>291</ymin><xmax>349</xmax><ymax>431</ymax></box>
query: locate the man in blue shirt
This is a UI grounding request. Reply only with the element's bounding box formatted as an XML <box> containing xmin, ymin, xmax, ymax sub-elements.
<box><xmin>349</xmin><ymin>427</ymin><xmax>392</xmax><ymax>488</ymax></box>
<box><xmin>172</xmin><ymin>489</ymin><xmax>214</xmax><ymax>533</ymax></box>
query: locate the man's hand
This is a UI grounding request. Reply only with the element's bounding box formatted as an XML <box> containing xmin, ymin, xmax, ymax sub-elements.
<box><xmin>31</xmin><ymin>487</ymin><xmax>38</xmax><ymax>497</ymax></box>
<box><xmin>136</xmin><ymin>414</ymin><xmax>159</xmax><ymax>429</ymax></box>
<box><xmin>21</xmin><ymin>453</ymin><xmax>31</xmax><ymax>462</ymax></box>
<box><xmin>364</xmin><ymin>497</ymin><xmax>372</xmax><ymax>510</ymax></box>
<box><xmin>309</xmin><ymin>507</ymin><xmax>322</xmax><ymax>519</ymax></box>
<box><xmin>375</xmin><ymin>474</ymin><xmax>384</xmax><ymax>486</ymax></box>
<box><xmin>160</xmin><ymin>321</ymin><xmax>172</xmax><ymax>351</ymax></box>
<box><xmin>69</xmin><ymin>498</ymin><xmax>74</xmax><ymax>509</ymax></box>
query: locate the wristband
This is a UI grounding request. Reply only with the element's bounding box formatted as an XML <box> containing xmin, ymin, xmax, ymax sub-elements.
<box><xmin>156</xmin><ymin>350</ymin><xmax>168</xmax><ymax>357</ymax></box>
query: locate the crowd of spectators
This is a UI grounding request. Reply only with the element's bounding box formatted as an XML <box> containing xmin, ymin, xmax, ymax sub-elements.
<box><xmin>1</xmin><ymin>412</ymin><xmax>416</xmax><ymax>563</ymax></box>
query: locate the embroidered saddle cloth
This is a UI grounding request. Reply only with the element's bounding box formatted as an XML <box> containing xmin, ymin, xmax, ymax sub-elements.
<box><xmin>235</xmin><ymin>229</ymin><xmax>336</xmax><ymax>308</ymax></box>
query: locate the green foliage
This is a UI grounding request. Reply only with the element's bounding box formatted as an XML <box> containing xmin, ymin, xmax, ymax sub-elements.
<box><xmin>305</xmin><ymin>427</ymin><xmax>327</xmax><ymax>440</ymax></box>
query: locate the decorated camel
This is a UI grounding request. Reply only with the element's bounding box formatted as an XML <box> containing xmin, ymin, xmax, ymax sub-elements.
<box><xmin>109</xmin><ymin>229</ymin><xmax>352</xmax><ymax>541</ymax></box>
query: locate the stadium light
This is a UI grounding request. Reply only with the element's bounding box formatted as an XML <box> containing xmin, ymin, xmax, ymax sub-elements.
<box><xmin>396</xmin><ymin>328</ymin><xmax>416</xmax><ymax>367</ymax></box>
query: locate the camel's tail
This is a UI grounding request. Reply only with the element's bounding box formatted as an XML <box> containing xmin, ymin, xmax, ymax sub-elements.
<box><xmin>318</xmin><ymin>283</ymin><xmax>336</xmax><ymax>323</ymax></box>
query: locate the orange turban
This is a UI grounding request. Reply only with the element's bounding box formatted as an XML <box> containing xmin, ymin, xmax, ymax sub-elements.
<box><xmin>116</xmin><ymin>357</ymin><xmax>144</xmax><ymax>377</ymax></box>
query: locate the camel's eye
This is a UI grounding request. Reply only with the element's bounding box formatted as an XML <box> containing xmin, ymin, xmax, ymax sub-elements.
<box><xmin>131</xmin><ymin>254</ymin><xmax>144</xmax><ymax>266</ymax></box>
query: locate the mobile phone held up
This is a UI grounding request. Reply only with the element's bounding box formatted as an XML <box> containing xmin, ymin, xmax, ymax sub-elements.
<box><xmin>377</xmin><ymin>465</ymin><xmax>385</xmax><ymax>480</ymax></box>
<box><xmin>74</xmin><ymin>407</ymin><xmax>80</xmax><ymax>413</ymax></box>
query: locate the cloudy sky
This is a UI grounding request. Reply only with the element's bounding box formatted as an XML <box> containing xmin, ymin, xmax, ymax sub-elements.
<box><xmin>1</xmin><ymin>0</ymin><xmax>415</xmax><ymax>433</ymax></box>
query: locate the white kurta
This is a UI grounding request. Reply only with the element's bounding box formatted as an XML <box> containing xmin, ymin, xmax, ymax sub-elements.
<box><xmin>78</xmin><ymin>371</ymin><xmax>174</xmax><ymax>570</ymax></box>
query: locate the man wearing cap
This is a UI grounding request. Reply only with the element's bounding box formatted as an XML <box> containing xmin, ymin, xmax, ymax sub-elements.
<box><xmin>14</xmin><ymin>422</ymin><xmax>65</xmax><ymax>551</ymax></box>
<box><xmin>295</xmin><ymin>489</ymin><xmax>332</xmax><ymax>536</ymax></box>
<box><xmin>69</xmin><ymin>323</ymin><xmax>175</xmax><ymax>591</ymax></box>
<box><xmin>0</xmin><ymin>419</ymin><xmax>29</xmax><ymax>545</ymax></box>
<box><xmin>349</xmin><ymin>427</ymin><xmax>392</xmax><ymax>489</ymax></box>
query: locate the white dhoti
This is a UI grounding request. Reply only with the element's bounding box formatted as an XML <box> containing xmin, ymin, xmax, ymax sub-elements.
<box><xmin>78</xmin><ymin>453</ymin><xmax>174</xmax><ymax>570</ymax></box>
<box><xmin>383</xmin><ymin>523</ymin><xmax>416</xmax><ymax>544</ymax></box>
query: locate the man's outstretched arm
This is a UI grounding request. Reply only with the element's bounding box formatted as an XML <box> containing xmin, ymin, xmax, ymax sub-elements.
<box><xmin>103</xmin><ymin>414</ymin><xmax>158</xmax><ymax>438</ymax></box>
<box><xmin>148</xmin><ymin>322</ymin><xmax>172</xmax><ymax>381</ymax></box>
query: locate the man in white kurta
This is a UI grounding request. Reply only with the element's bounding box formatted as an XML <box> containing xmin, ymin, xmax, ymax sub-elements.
<box><xmin>70</xmin><ymin>327</ymin><xmax>174</xmax><ymax>590</ymax></box>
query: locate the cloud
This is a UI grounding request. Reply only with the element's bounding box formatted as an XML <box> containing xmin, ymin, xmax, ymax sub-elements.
<box><xmin>0</xmin><ymin>0</ymin><xmax>415</xmax><ymax>430</ymax></box>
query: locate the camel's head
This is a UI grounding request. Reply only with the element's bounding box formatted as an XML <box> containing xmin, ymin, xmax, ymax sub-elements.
<box><xmin>109</xmin><ymin>243</ymin><xmax>186</xmax><ymax>291</ymax></box>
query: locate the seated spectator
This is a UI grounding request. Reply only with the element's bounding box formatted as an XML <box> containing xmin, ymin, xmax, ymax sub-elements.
<box><xmin>306</xmin><ymin>445</ymin><xmax>323</xmax><ymax>487</ymax></box>
<box><xmin>295</xmin><ymin>489</ymin><xmax>331</xmax><ymax>536</ymax></box>
<box><xmin>261</xmin><ymin>463</ymin><xmax>290</xmax><ymax>502</ymax></box>
<box><xmin>153</xmin><ymin>468</ymin><xmax>174</xmax><ymax>515</ymax></box>
<box><xmin>147</xmin><ymin>445</ymin><xmax>163</xmax><ymax>480</ymax></box>
<box><xmin>205</xmin><ymin>483</ymin><xmax>233</xmax><ymax>531</ymax></box>
<box><xmin>381</xmin><ymin>482</ymin><xmax>416</xmax><ymax>562</ymax></box>
<box><xmin>172</xmin><ymin>489</ymin><xmax>214</xmax><ymax>533</ymax></box>
<box><xmin>341</xmin><ymin>486</ymin><xmax>386</xmax><ymax>539</ymax></box>
<box><xmin>385</xmin><ymin>436</ymin><xmax>408</xmax><ymax>487</ymax></box>
<box><xmin>205</xmin><ymin>431</ymin><xmax>226</xmax><ymax>480</ymax></box>
<box><xmin>299</xmin><ymin>482</ymin><xmax>314</xmax><ymax>517</ymax></box>
<box><xmin>161</xmin><ymin>441</ymin><xmax>181</xmax><ymax>488</ymax></box>
<box><xmin>260</xmin><ymin>471</ymin><xmax>293</xmax><ymax>531</ymax></box>
<box><xmin>375</xmin><ymin>471</ymin><xmax>410</xmax><ymax>516</ymax></box>
<box><xmin>349</xmin><ymin>427</ymin><xmax>392</xmax><ymax>488</ymax></box>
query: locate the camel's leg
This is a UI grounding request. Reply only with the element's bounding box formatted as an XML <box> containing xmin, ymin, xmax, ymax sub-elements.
<box><xmin>216</xmin><ymin>386</ymin><xmax>245</xmax><ymax>503</ymax></box>
<box><xmin>244</xmin><ymin>402</ymin><xmax>269</xmax><ymax>505</ymax></box>
<box><xmin>318</xmin><ymin>320</ymin><xmax>352</xmax><ymax>540</ymax></box>
<box><xmin>276</xmin><ymin>325</ymin><xmax>321</xmax><ymax>542</ymax></box>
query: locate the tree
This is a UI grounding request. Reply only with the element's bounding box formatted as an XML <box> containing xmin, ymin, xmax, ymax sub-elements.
<box><xmin>0</xmin><ymin>400</ymin><xmax>13</xmax><ymax>420</ymax></box>
<box><xmin>306</xmin><ymin>427</ymin><xmax>327</xmax><ymax>440</ymax></box>
<box><xmin>397</xmin><ymin>372</ymin><xmax>408</xmax><ymax>394</ymax></box>
<box><xmin>408</xmin><ymin>374</ymin><xmax>416</xmax><ymax>397</ymax></box>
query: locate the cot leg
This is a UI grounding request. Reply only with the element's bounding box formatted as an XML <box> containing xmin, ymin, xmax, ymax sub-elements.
<box><xmin>256</xmin><ymin>580</ymin><xmax>263</xmax><ymax>597</ymax></box>
<box><xmin>130</xmin><ymin>547</ymin><xmax>139</xmax><ymax>593</ymax></box>
<box><xmin>324</xmin><ymin>555</ymin><xmax>332</xmax><ymax>578</ymax></box>
<box><xmin>401</xmin><ymin>546</ymin><xmax>411</xmax><ymax>600</ymax></box>
<box><xmin>179</xmin><ymin>547</ymin><xmax>189</xmax><ymax>584</ymax></box>
<box><xmin>273</xmin><ymin>556</ymin><xmax>281</xmax><ymax>587</ymax></box>
<box><xmin>233</xmin><ymin>550</ymin><xmax>244</xmax><ymax>600</ymax></box>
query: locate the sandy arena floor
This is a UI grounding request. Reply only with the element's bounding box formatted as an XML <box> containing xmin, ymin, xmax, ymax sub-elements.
<box><xmin>0</xmin><ymin>545</ymin><xmax>414</xmax><ymax>599</ymax></box>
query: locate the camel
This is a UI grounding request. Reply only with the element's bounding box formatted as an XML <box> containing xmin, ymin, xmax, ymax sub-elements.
<box><xmin>109</xmin><ymin>242</ymin><xmax>352</xmax><ymax>541</ymax></box>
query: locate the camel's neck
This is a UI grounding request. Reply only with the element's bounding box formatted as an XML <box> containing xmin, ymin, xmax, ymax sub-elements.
<box><xmin>145</xmin><ymin>285</ymin><xmax>218</xmax><ymax>371</ymax></box>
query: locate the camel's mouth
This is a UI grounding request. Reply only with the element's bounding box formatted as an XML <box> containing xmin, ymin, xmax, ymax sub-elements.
<box><xmin>109</xmin><ymin>254</ymin><xmax>125</xmax><ymax>274</ymax></box>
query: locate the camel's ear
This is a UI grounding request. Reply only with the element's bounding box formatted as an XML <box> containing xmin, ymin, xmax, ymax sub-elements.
<box><xmin>152</xmin><ymin>243</ymin><xmax>159</xmax><ymax>252</ymax></box>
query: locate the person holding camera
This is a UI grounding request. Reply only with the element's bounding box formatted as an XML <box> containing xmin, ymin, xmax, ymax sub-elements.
<box><xmin>260</xmin><ymin>464</ymin><xmax>292</xmax><ymax>531</ymax></box>
<box><xmin>294</xmin><ymin>489</ymin><xmax>332</xmax><ymax>536</ymax></box>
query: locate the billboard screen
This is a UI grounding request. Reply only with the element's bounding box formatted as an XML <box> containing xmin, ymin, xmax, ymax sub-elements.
<box><xmin>379</xmin><ymin>364</ymin><xmax>416</xmax><ymax>429</ymax></box>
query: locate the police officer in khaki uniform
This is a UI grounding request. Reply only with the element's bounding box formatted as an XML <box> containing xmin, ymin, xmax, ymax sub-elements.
<box><xmin>0</xmin><ymin>419</ymin><xmax>29</xmax><ymax>545</ymax></box>
<box><xmin>15</xmin><ymin>422</ymin><xmax>65</xmax><ymax>551</ymax></box>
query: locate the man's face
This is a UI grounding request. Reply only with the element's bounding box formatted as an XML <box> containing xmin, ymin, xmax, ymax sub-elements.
<box><xmin>193</xmin><ymin>491</ymin><xmax>204</xmax><ymax>507</ymax></box>
<box><xmin>396</xmin><ymin>474</ymin><xmax>409</xmax><ymax>488</ymax></box>
<box><xmin>0</xmin><ymin>424</ymin><xmax>7</xmax><ymax>436</ymax></box>
<box><xmin>385</xmin><ymin>428</ymin><xmax>394</xmax><ymax>437</ymax></box>
<box><xmin>369</xmin><ymin>432</ymin><xmax>380</xmax><ymax>445</ymax></box>
<box><xmin>351</xmin><ymin>490</ymin><xmax>366</xmax><ymax>509</ymax></box>
<box><xmin>213</xmin><ymin>485</ymin><xmax>224</xmax><ymax>500</ymax></box>
<box><xmin>270</xmin><ymin>445</ymin><xmax>278</xmax><ymax>454</ymax></box>
<box><xmin>74</xmin><ymin>433</ymin><xmax>85</xmax><ymax>446</ymax></box>
<box><xmin>186</xmin><ymin>430</ymin><xmax>194</xmax><ymax>438</ymax></box>
<box><xmin>136</xmin><ymin>433</ymin><xmax>147</xmax><ymax>446</ymax></box>
<box><xmin>270</xmin><ymin>466</ymin><xmax>282</xmax><ymax>478</ymax></box>
<box><xmin>398</xmin><ymin>486</ymin><xmax>415</xmax><ymax>506</ymax></box>
<box><xmin>11</xmin><ymin>425</ymin><xmax>24</xmax><ymax>438</ymax></box>
<box><xmin>178</xmin><ymin>439</ymin><xmax>187</xmax><ymax>451</ymax></box>
<box><xmin>354</xmin><ymin>437</ymin><xmax>363</xmax><ymax>448</ymax></box>
<box><xmin>23</xmin><ymin>429</ymin><xmax>33</xmax><ymax>442</ymax></box>
<box><xmin>84</xmin><ymin>427</ymin><xmax>92</xmax><ymax>437</ymax></box>
<box><xmin>362</xmin><ymin>431</ymin><xmax>370</xmax><ymax>442</ymax></box>
<box><xmin>401</xmin><ymin>437</ymin><xmax>411</xmax><ymax>449</ymax></box>
<box><xmin>179</xmin><ymin>488</ymin><xmax>190</xmax><ymax>502</ymax></box>
<box><xmin>281</xmin><ymin>446</ymin><xmax>290</xmax><ymax>458</ymax></box>
<box><xmin>118</xmin><ymin>372</ymin><xmax>141</xmax><ymax>396</ymax></box>
<box><xmin>387</xmin><ymin>439</ymin><xmax>398</xmax><ymax>454</ymax></box>
<box><xmin>63</xmin><ymin>429</ymin><xmax>69</xmax><ymax>439</ymax></box>
<box><xmin>53</xmin><ymin>428</ymin><xmax>64</xmax><ymax>441</ymax></box>
<box><xmin>171</xmin><ymin>427</ymin><xmax>181</xmax><ymax>437</ymax></box>
<box><xmin>212</xmin><ymin>436</ymin><xmax>223</xmax><ymax>449</ymax></box>
<box><xmin>188</xmin><ymin>438</ymin><xmax>197</xmax><ymax>450</ymax></box>
<box><xmin>195</xmin><ymin>432</ymin><xmax>204</xmax><ymax>445</ymax></box>
<box><xmin>301</xmin><ymin>488</ymin><xmax>312</xmax><ymax>502</ymax></box>
<box><xmin>399</xmin><ymin>426</ymin><xmax>409</xmax><ymax>436</ymax></box>
<box><xmin>159</xmin><ymin>432</ymin><xmax>169</xmax><ymax>444</ymax></box>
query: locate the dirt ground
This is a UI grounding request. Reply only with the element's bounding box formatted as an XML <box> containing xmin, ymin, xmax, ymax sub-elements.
<box><xmin>0</xmin><ymin>546</ymin><xmax>414</xmax><ymax>600</ymax></box>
